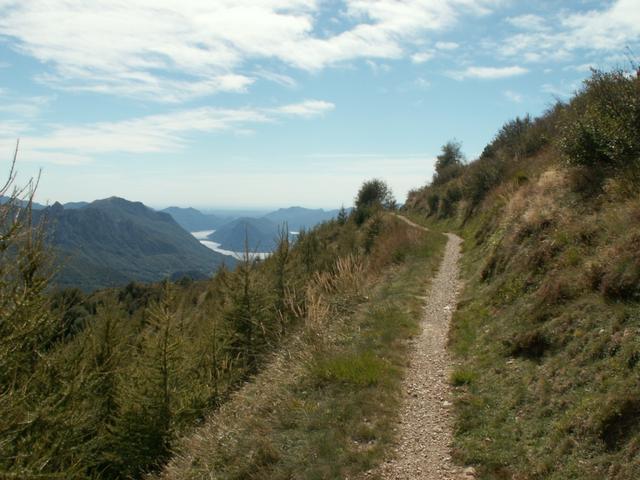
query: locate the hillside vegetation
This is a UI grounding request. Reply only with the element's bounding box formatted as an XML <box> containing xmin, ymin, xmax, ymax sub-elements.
<box><xmin>406</xmin><ymin>67</ymin><xmax>640</xmax><ymax>479</ymax></box>
<box><xmin>0</xmin><ymin>172</ymin><xmax>445</xmax><ymax>479</ymax></box>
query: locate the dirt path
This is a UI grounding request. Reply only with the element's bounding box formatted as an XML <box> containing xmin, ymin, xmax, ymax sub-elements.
<box><xmin>375</xmin><ymin>217</ymin><xmax>468</xmax><ymax>480</ymax></box>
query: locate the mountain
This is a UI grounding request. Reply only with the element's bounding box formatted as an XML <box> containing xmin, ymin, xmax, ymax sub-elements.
<box><xmin>36</xmin><ymin>197</ymin><xmax>233</xmax><ymax>290</ymax></box>
<box><xmin>63</xmin><ymin>201</ymin><xmax>89</xmax><ymax>209</ymax></box>
<box><xmin>262</xmin><ymin>206</ymin><xmax>343</xmax><ymax>231</ymax></box>
<box><xmin>207</xmin><ymin>217</ymin><xmax>284</xmax><ymax>252</ymax></box>
<box><xmin>161</xmin><ymin>206</ymin><xmax>228</xmax><ymax>232</ymax></box>
<box><xmin>0</xmin><ymin>194</ymin><xmax>47</xmax><ymax>210</ymax></box>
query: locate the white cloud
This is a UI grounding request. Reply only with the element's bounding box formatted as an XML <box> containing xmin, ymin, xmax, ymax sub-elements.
<box><xmin>0</xmin><ymin>120</ymin><xmax>29</xmax><ymax>138</ymax></box>
<box><xmin>274</xmin><ymin>100</ymin><xmax>335</xmax><ymax>117</ymax></box>
<box><xmin>1</xmin><ymin>99</ymin><xmax>335</xmax><ymax>165</ymax></box>
<box><xmin>501</xmin><ymin>1</ymin><xmax>640</xmax><ymax>63</ymax></box>
<box><xmin>0</xmin><ymin>95</ymin><xmax>54</xmax><ymax>118</ymax></box>
<box><xmin>411</xmin><ymin>51</ymin><xmax>435</xmax><ymax>64</ymax></box>
<box><xmin>366</xmin><ymin>60</ymin><xmax>392</xmax><ymax>74</ymax></box>
<box><xmin>435</xmin><ymin>41</ymin><xmax>459</xmax><ymax>50</ymax></box>
<box><xmin>254</xmin><ymin>69</ymin><xmax>298</xmax><ymax>88</ymax></box>
<box><xmin>449</xmin><ymin>65</ymin><xmax>528</xmax><ymax>80</ymax></box>
<box><xmin>506</xmin><ymin>14</ymin><xmax>548</xmax><ymax>32</ymax></box>
<box><xmin>0</xmin><ymin>0</ymin><xmax>502</xmax><ymax>101</ymax></box>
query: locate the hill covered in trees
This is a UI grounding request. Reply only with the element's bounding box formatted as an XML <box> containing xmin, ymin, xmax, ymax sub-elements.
<box><xmin>35</xmin><ymin>197</ymin><xmax>232</xmax><ymax>290</ymax></box>
<box><xmin>405</xmin><ymin>67</ymin><xmax>640</xmax><ymax>479</ymax></box>
<box><xmin>262</xmin><ymin>206</ymin><xmax>344</xmax><ymax>232</ymax></box>
<box><xmin>207</xmin><ymin>216</ymin><xmax>285</xmax><ymax>251</ymax></box>
<box><xmin>160</xmin><ymin>206</ymin><xmax>227</xmax><ymax>232</ymax></box>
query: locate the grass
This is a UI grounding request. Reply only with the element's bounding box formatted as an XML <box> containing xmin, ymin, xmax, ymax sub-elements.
<box><xmin>312</xmin><ymin>351</ymin><xmax>390</xmax><ymax>387</ymax></box>
<box><xmin>156</xmin><ymin>219</ymin><xmax>447</xmax><ymax>480</ymax></box>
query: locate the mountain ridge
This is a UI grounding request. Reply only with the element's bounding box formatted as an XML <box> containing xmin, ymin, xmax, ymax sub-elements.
<box><xmin>36</xmin><ymin>196</ymin><xmax>232</xmax><ymax>290</ymax></box>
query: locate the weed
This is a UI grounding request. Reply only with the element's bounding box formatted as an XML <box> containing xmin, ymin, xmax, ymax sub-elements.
<box><xmin>451</xmin><ymin>369</ymin><xmax>475</xmax><ymax>386</ymax></box>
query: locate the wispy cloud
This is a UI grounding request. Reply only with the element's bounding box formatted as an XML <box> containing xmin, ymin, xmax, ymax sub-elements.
<box><xmin>411</xmin><ymin>51</ymin><xmax>435</xmax><ymax>64</ymax></box>
<box><xmin>506</xmin><ymin>14</ymin><xmax>548</xmax><ymax>32</ymax></box>
<box><xmin>274</xmin><ymin>100</ymin><xmax>334</xmax><ymax>117</ymax></box>
<box><xmin>1</xmin><ymin>99</ymin><xmax>335</xmax><ymax>165</ymax></box>
<box><xmin>449</xmin><ymin>65</ymin><xmax>528</xmax><ymax>80</ymax></box>
<box><xmin>435</xmin><ymin>41</ymin><xmax>459</xmax><ymax>50</ymax></box>
<box><xmin>0</xmin><ymin>0</ymin><xmax>502</xmax><ymax>101</ymax></box>
<box><xmin>501</xmin><ymin>0</ymin><xmax>640</xmax><ymax>63</ymax></box>
<box><xmin>0</xmin><ymin>94</ymin><xmax>54</xmax><ymax>118</ymax></box>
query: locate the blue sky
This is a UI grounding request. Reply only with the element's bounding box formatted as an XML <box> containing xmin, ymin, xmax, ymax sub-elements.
<box><xmin>0</xmin><ymin>0</ymin><xmax>638</xmax><ymax>209</ymax></box>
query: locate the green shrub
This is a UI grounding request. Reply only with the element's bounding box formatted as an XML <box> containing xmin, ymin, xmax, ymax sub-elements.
<box><xmin>558</xmin><ymin>68</ymin><xmax>640</xmax><ymax>179</ymax></box>
<box><xmin>450</xmin><ymin>369</ymin><xmax>475</xmax><ymax>386</ymax></box>
<box><xmin>438</xmin><ymin>185</ymin><xmax>462</xmax><ymax>218</ymax></box>
<box><xmin>426</xmin><ymin>193</ymin><xmax>439</xmax><ymax>216</ymax></box>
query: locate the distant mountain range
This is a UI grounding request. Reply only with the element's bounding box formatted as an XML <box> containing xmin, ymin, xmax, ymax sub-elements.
<box><xmin>0</xmin><ymin>194</ymin><xmax>47</xmax><ymax>210</ymax></box>
<box><xmin>34</xmin><ymin>197</ymin><xmax>232</xmax><ymax>291</ymax></box>
<box><xmin>207</xmin><ymin>217</ymin><xmax>284</xmax><ymax>252</ymax></box>
<box><xmin>205</xmin><ymin>207</ymin><xmax>345</xmax><ymax>252</ymax></box>
<box><xmin>262</xmin><ymin>206</ymin><xmax>343</xmax><ymax>232</ymax></box>
<box><xmin>4</xmin><ymin>194</ymin><xmax>344</xmax><ymax>290</ymax></box>
<box><xmin>163</xmin><ymin>205</ymin><xmax>344</xmax><ymax>253</ymax></box>
<box><xmin>161</xmin><ymin>206</ymin><xmax>227</xmax><ymax>231</ymax></box>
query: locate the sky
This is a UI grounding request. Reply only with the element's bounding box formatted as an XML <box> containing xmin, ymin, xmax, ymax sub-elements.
<box><xmin>0</xmin><ymin>0</ymin><xmax>638</xmax><ymax>209</ymax></box>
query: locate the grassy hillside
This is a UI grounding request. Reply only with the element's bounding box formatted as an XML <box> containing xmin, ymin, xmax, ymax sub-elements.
<box><xmin>405</xmin><ymin>67</ymin><xmax>640</xmax><ymax>479</ymax></box>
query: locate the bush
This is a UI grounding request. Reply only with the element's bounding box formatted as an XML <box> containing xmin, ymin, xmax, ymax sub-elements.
<box><xmin>426</xmin><ymin>193</ymin><xmax>439</xmax><ymax>216</ymax></box>
<box><xmin>558</xmin><ymin>68</ymin><xmax>640</xmax><ymax>180</ymax></box>
<box><xmin>438</xmin><ymin>185</ymin><xmax>462</xmax><ymax>218</ymax></box>
<box><xmin>354</xmin><ymin>179</ymin><xmax>395</xmax><ymax>225</ymax></box>
<box><xmin>433</xmin><ymin>140</ymin><xmax>464</xmax><ymax>186</ymax></box>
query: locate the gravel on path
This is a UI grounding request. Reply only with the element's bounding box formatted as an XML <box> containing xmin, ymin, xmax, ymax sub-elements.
<box><xmin>374</xmin><ymin>218</ymin><xmax>467</xmax><ymax>480</ymax></box>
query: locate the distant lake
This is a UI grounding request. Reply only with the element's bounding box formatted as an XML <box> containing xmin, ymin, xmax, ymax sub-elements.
<box><xmin>191</xmin><ymin>230</ymin><xmax>271</xmax><ymax>260</ymax></box>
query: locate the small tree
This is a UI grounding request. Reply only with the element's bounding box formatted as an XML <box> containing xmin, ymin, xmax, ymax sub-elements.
<box><xmin>273</xmin><ymin>224</ymin><xmax>291</xmax><ymax>335</ymax></box>
<box><xmin>433</xmin><ymin>140</ymin><xmax>464</xmax><ymax>185</ymax></box>
<box><xmin>354</xmin><ymin>179</ymin><xmax>395</xmax><ymax>224</ymax></box>
<box><xmin>336</xmin><ymin>205</ymin><xmax>348</xmax><ymax>225</ymax></box>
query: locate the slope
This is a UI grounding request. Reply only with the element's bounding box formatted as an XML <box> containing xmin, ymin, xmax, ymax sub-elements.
<box><xmin>156</xmin><ymin>215</ymin><xmax>447</xmax><ymax>479</ymax></box>
<box><xmin>161</xmin><ymin>206</ymin><xmax>227</xmax><ymax>231</ymax></box>
<box><xmin>405</xmin><ymin>67</ymin><xmax>640</xmax><ymax>479</ymax></box>
<box><xmin>207</xmin><ymin>216</ymin><xmax>283</xmax><ymax>252</ymax></box>
<box><xmin>39</xmin><ymin>197</ymin><xmax>232</xmax><ymax>290</ymax></box>
<box><xmin>262</xmin><ymin>206</ymin><xmax>342</xmax><ymax>232</ymax></box>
